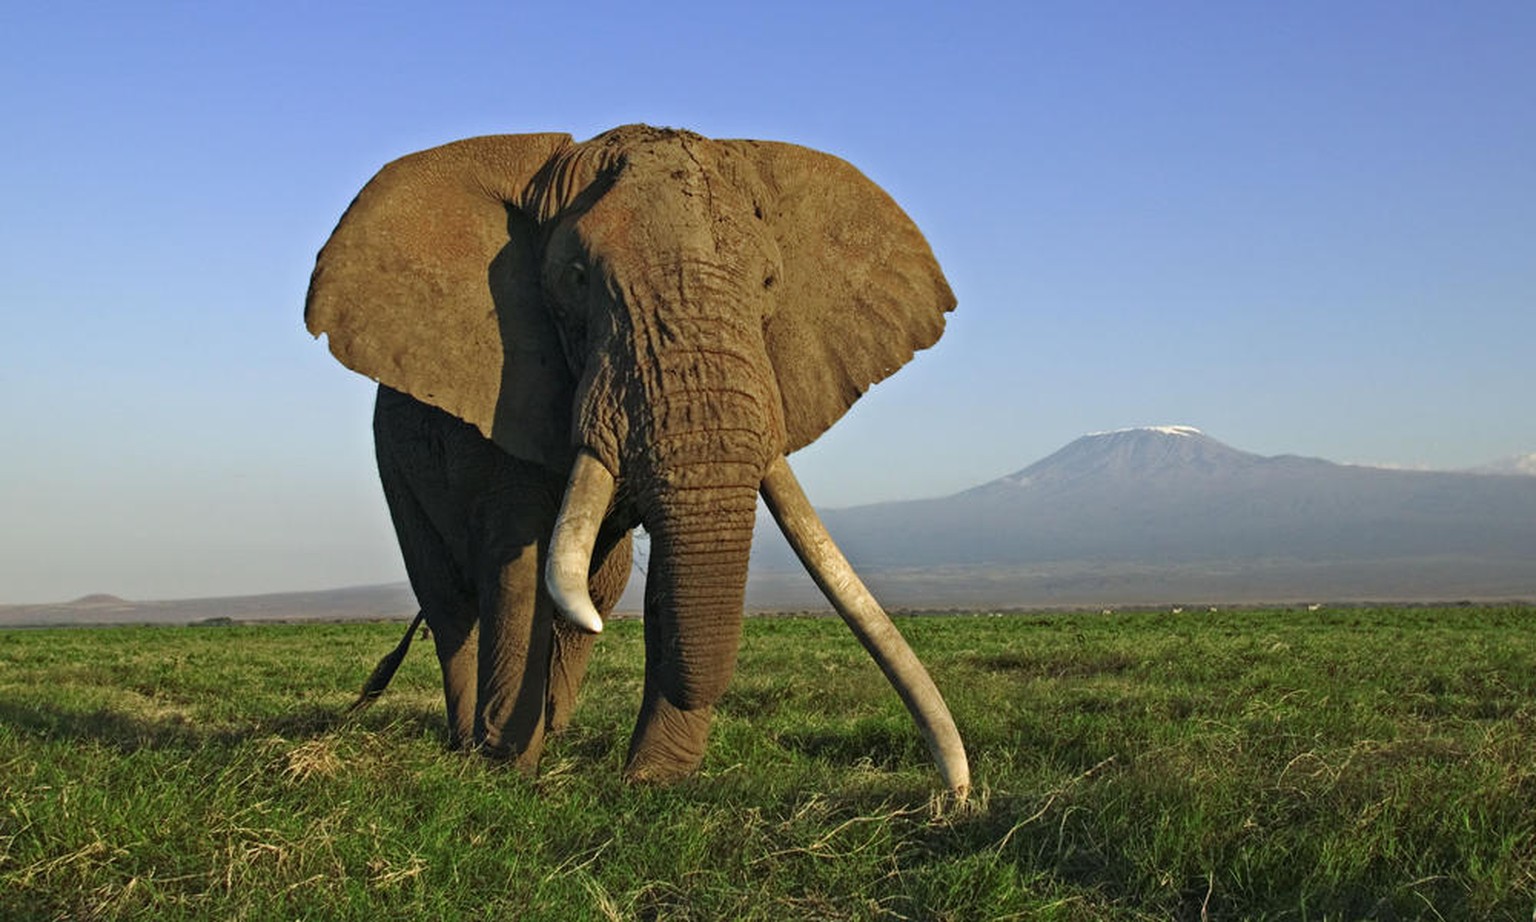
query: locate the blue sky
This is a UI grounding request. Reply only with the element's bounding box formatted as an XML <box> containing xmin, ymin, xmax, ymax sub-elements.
<box><xmin>3</xmin><ymin>2</ymin><xmax>1532</xmax><ymax>602</ymax></box>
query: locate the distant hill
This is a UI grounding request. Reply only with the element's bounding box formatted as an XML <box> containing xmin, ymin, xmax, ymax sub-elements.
<box><xmin>748</xmin><ymin>427</ymin><xmax>1536</xmax><ymax>607</ymax></box>
<box><xmin>0</xmin><ymin>584</ymin><xmax>417</xmax><ymax>628</ymax></box>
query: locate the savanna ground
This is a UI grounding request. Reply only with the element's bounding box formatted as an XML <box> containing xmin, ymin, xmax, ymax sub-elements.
<box><xmin>1</xmin><ymin>605</ymin><xmax>1533</xmax><ymax>920</ymax></box>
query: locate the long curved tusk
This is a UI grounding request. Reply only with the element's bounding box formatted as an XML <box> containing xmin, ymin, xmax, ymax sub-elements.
<box><xmin>546</xmin><ymin>449</ymin><xmax>616</xmax><ymax>634</ymax></box>
<box><xmin>760</xmin><ymin>456</ymin><xmax>971</xmax><ymax>799</ymax></box>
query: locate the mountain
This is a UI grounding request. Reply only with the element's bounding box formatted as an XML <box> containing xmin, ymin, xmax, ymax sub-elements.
<box><xmin>748</xmin><ymin>427</ymin><xmax>1536</xmax><ymax>606</ymax></box>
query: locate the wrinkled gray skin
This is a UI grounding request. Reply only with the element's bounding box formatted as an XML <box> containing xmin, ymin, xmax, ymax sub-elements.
<box><xmin>307</xmin><ymin>125</ymin><xmax>957</xmax><ymax>784</ymax></box>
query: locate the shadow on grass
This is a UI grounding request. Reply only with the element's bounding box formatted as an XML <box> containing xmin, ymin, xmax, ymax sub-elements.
<box><xmin>543</xmin><ymin>722</ymin><xmax>626</xmax><ymax>765</ymax></box>
<box><xmin>773</xmin><ymin>720</ymin><xmax>927</xmax><ymax>771</ymax></box>
<box><xmin>0</xmin><ymin>698</ymin><xmax>448</xmax><ymax>753</ymax></box>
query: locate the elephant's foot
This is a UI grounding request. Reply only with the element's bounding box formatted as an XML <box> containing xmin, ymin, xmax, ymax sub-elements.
<box><xmin>623</xmin><ymin>693</ymin><xmax>713</xmax><ymax>783</ymax></box>
<box><xmin>478</xmin><ymin>730</ymin><xmax>545</xmax><ymax>777</ymax></box>
<box><xmin>476</xmin><ymin>696</ymin><xmax>547</xmax><ymax>776</ymax></box>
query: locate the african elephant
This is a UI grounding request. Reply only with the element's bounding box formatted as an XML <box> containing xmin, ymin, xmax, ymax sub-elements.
<box><xmin>306</xmin><ymin>124</ymin><xmax>968</xmax><ymax>795</ymax></box>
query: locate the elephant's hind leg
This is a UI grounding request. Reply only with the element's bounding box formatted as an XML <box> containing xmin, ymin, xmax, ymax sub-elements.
<box><xmin>379</xmin><ymin>484</ymin><xmax>481</xmax><ymax>750</ymax></box>
<box><xmin>432</xmin><ymin>610</ymin><xmax>481</xmax><ymax>750</ymax></box>
<box><xmin>375</xmin><ymin>389</ymin><xmax>480</xmax><ymax>750</ymax></box>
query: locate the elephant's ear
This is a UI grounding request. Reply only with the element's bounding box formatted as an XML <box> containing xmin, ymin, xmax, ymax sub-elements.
<box><xmin>305</xmin><ymin>133</ymin><xmax>577</xmax><ymax>469</ymax></box>
<box><xmin>727</xmin><ymin>140</ymin><xmax>957</xmax><ymax>452</ymax></box>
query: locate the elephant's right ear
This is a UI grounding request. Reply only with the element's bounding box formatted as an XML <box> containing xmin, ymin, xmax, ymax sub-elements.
<box><xmin>305</xmin><ymin>133</ymin><xmax>577</xmax><ymax>469</ymax></box>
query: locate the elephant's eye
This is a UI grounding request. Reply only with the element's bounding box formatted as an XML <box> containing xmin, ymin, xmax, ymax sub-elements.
<box><xmin>562</xmin><ymin>260</ymin><xmax>589</xmax><ymax>298</ymax></box>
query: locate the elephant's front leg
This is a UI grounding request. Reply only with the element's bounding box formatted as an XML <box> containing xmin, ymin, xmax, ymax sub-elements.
<box><xmin>473</xmin><ymin>551</ymin><xmax>556</xmax><ymax>771</ymax></box>
<box><xmin>546</xmin><ymin>529</ymin><xmax>633</xmax><ymax>732</ymax></box>
<box><xmin>470</xmin><ymin>495</ymin><xmax>561</xmax><ymax>773</ymax></box>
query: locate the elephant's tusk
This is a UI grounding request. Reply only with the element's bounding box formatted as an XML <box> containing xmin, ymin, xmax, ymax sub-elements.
<box><xmin>760</xmin><ymin>456</ymin><xmax>971</xmax><ymax>800</ymax></box>
<box><xmin>546</xmin><ymin>449</ymin><xmax>615</xmax><ymax>634</ymax></box>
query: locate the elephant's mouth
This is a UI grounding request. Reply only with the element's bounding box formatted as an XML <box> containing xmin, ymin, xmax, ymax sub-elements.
<box><xmin>543</xmin><ymin>448</ymin><xmax>972</xmax><ymax>799</ymax></box>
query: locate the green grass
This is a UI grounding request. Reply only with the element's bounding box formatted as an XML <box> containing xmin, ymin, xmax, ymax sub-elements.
<box><xmin>2</xmin><ymin>606</ymin><xmax>1534</xmax><ymax>920</ymax></box>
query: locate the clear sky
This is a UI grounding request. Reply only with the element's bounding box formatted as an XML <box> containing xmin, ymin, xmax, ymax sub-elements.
<box><xmin>3</xmin><ymin>2</ymin><xmax>1532</xmax><ymax>603</ymax></box>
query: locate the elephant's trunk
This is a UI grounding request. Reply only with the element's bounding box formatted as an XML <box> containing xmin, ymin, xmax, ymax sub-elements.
<box><xmin>623</xmin><ymin>473</ymin><xmax>761</xmax><ymax>780</ymax></box>
<box><xmin>760</xmin><ymin>456</ymin><xmax>971</xmax><ymax>799</ymax></box>
<box><xmin>620</xmin><ymin>433</ymin><xmax>766</xmax><ymax>781</ymax></box>
<box><xmin>546</xmin><ymin>450</ymin><xmax>616</xmax><ymax>634</ymax></box>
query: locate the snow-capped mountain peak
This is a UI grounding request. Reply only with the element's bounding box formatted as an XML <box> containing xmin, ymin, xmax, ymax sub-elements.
<box><xmin>998</xmin><ymin>425</ymin><xmax>1251</xmax><ymax>489</ymax></box>
<box><xmin>1087</xmin><ymin>424</ymin><xmax>1203</xmax><ymax>438</ymax></box>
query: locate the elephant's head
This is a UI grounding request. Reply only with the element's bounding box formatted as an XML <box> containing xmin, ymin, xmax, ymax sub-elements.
<box><xmin>306</xmin><ymin>125</ymin><xmax>967</xmax><ymax>794</ymax></box>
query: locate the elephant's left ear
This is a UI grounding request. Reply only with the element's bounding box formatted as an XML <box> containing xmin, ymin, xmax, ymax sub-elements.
<box><xmin>305</xmin><ymin>133</ymin><xmax>577</xmax><ymax>469</ymax></box>
<box><xmin>724</xmin><ymin>140</ymin><xmax>957</xmax><ymax>452</ymax></box>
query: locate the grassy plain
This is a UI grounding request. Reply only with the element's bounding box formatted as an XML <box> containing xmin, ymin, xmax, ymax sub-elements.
<box><xmin>1</xmin><ymin>606</ymin><xmax>1533</xmax><ymax>920</ymax></box>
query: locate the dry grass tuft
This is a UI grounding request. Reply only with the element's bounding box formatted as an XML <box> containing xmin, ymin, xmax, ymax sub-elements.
<box><xmin>367</xmin><ymin>854</ymin><xmax>426</xmax><ymax>889</ymax></box>
<box><xmin>582</xmin><ymin>875</ymin><xmax>627</xmax><ymax>922</ymax></box>
<box><xmin>278</xmin><ymin>737</ymin><xmax>344</xmax><ymax>782</ymax></box>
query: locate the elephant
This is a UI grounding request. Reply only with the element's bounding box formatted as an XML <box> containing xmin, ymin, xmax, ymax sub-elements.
<box><xmin>306</xmin><ymin>124</ymin><xmax>969</xmax><ymax>796</ymax></box>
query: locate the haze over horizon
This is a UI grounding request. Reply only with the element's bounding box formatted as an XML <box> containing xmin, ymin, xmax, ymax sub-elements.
<box><xmin>10</xmin><ymin>424</ymin><xmax>1534</xmax><ymax>616</ymax></box>
<box><xmin>4</xmin><ymin>3</ymin><xmax>1533</xmax><ymax>603</ymax></box>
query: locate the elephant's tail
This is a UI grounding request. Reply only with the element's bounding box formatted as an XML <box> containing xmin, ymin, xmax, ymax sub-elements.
<box><xmin>345</xmin><ymin>611</ymin><xmax>427</xmax><ymax>716</ymax></box>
